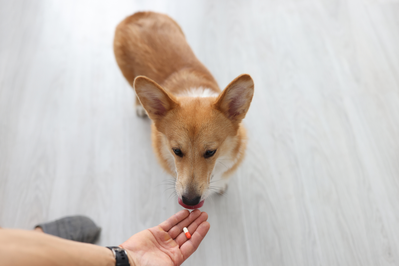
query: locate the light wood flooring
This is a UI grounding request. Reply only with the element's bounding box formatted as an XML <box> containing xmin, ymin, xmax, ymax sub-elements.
<box><xmin>1</xmin><ymin>0</ymin><xmax>399</xmax><ymax>265</ymax></box>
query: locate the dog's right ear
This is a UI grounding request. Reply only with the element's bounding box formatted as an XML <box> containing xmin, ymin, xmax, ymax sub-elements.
<box><xmin>134</xmin><ymin>76</ymin><xmax>178</xmax><ymax>121</ymax></box>
<box><xmin>213</xmin><ymin>74</ymin><xmax>254</xmax><ymax>124</ymax></box>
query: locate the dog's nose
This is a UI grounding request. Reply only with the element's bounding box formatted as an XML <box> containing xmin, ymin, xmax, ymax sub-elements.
<box><xmin>182</xmin><ymin>195</ymin><xmax>201</xmax><ymax>206</ymax></box>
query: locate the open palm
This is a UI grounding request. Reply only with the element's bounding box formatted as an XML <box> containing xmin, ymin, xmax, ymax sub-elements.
<box><xmin>120</xmin><ymin>210</ymin><xmax>210</xmax><ymax>266</ymax></box>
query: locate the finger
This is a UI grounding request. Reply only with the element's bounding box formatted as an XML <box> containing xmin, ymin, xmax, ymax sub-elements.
<box><xmin>180</xmin><ymin>221</ymin><xmax>210</xmax><ymax>261</ymax></box>
<box><xmin>175</xmin><ymin>211</ymin><xmax>208</xmax><ymax>246</ymax></box>
<box><xmin>159</xmin><ymin>210</ymin><xmax>190</xmax><ymax>232</ymax></box>
<box><xmin>168</xmin><ymin>209</ymin><xmax>201</xmax><ymax>239</ymax></box>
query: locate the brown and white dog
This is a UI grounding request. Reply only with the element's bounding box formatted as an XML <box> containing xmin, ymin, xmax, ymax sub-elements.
<box><xmin>114</xmin><ymin>11</ymin><xmax>254</xmax><ymax>209</ymax></box>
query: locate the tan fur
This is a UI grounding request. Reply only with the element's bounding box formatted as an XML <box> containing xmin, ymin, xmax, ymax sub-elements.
<box><xmin>114</xmin><ymin>11</ymin><xmax>254</xmax><ymax>204</ymax></box>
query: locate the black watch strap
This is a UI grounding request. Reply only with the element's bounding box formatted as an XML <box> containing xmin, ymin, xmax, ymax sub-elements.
<box><xmin>106</xmin><ymin>246</ymin><xmax>130</xmax><ymax>266</ymax></box>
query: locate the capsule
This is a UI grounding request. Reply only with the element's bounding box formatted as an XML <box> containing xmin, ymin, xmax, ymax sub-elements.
<box><xmin>183</xmin><ymin>227</ymin><xmax>191</xmax><ymax>239</ymax></box>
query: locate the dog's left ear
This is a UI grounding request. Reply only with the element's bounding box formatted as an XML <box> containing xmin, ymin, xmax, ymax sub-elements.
<box><xmin>134</xmin><ymin>76</ymin><xmax>178</xmax><ymax>122</ymax></box>
<box><xmin>213</xmin><ymin>74</ymin><xmax>254</xmax><ymax>123</ymax></box>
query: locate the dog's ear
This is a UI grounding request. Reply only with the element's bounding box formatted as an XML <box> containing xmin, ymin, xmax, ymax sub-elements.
<box><xmin>134</xmin><ymin>76</ymin><xmax>178</xmax><ymax>121</ymax></box>
<box><xmin>213</xmin><ymin>74</ymin><xmax>254</xmax><ymax>123</ymax></box>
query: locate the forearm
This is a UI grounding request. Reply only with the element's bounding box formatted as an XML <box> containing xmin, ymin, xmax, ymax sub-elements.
<box><xmin>0</xmin><ymin>229</ymin><xmax>115</xmax><ymax>266</ymax></box>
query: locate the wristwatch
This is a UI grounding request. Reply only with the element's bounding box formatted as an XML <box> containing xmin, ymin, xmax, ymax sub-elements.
<box><xmin>106</xmin><ymin>246</ymin><xmax>130</xmax><ymax>266</ymax></box>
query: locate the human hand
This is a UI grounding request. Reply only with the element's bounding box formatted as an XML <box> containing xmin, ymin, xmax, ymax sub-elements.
<box><xmin>120</xmin><ymin>209</ymin><xmax>210</xmax><ymax>266</ymax></box>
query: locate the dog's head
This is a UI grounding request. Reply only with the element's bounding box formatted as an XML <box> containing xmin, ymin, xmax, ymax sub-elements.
<box><xmin>134</xmin><ymin>74</ymin><xmax>254</xmax><ymax>208</ymax></box>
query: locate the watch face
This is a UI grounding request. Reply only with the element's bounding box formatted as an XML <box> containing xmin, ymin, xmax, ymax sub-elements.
<box><xmin>107</xmin><ymin>246</ymin><xmax>130</xmax><ymax>265</ymax></box>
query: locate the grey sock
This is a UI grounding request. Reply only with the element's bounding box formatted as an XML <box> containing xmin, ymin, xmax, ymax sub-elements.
<box><xmin>36</xmin><ymin>215</ymin><xmax>101</xmax><ymax>244</ymax></box>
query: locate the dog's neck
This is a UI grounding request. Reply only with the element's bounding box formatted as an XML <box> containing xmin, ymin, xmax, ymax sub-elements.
<box><xmin>161</xmin><ymin>67</ymin><xmax>220</xmax><ymax>96</ymax></box>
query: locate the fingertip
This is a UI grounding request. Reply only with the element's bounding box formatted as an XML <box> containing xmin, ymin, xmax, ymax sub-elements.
<box><xmin>177</xmin><ymin>209</ymin><xmax>190</xmax><ymax>221</ymax></box>
<box><xmin>191</xmin><ymin>209</ymin><xmax>201</xmax><ymax>215</ymax></box>
<box><xmin>160</xmin><ymin>209</ymin><xmax>191</xmax><ymax>231</ymax></box>
<box><xmin>196</xmin><ymin>221</ymin><xmax>210</xmax><ymax>237</ymax></box>
<box><xmin>201</xmin><ymin>221</ymin><xmax>211</xmax><ymax>231</ymax></box>
<box><xmin>179</xmin><ymin>209</ymin><xmax>190</xmax><ymax>216</ymax></box>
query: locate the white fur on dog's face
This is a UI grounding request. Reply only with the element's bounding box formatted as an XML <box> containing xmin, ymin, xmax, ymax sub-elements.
<box><xmin>159</xmin><ymin>126</ymin><xmax>238</xmax><ymax>200</ymax></box>
<box><xmin>156</xmin><ymin>96</ymin><xmax>237</xmax><ymax>200</ymax></box>
<box><xmin>162</xmin><ymin>98</ymin><xmax>234</xmax><ymax>200</ymax></box>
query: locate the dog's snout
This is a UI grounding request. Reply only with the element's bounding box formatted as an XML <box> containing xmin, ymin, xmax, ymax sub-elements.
<box><xmin>182</xmin><ymin>195</ymin><xmax>201</xmax><ymax>206</ymax></box>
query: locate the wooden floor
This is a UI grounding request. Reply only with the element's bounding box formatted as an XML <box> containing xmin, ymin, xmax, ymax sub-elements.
<box><xmin>1</xmin><ymin>0</ymin><xmax>399</xmax><ymax>265</ymax></box>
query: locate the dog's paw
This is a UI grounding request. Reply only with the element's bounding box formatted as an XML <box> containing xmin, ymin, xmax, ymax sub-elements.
<box><xmin>218</xmin><ymin>184</ymin><xmax>228</xmax><ymax>195</ymax></box>
<box><xmin>136</xmin><ymin>105</ymin><xmax>147</xmax><ymax>117</ymax></box>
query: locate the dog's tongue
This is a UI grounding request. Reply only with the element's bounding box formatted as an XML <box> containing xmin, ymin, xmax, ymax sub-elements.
<box><xmin>178</xmin><ymin>198</ymin><xmax>205</xmax><ymax>209</ymax></box>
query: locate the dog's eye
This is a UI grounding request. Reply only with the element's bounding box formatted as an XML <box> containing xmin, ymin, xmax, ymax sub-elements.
<box><xmin>172</xmin><ymin>148</ymin><xmax>183</xmax><ymax>157</ymax></box>
<box><xmin>204</xmin><ymin>149</ymin><xmax>217</xmax><ymax>158</ymax></box>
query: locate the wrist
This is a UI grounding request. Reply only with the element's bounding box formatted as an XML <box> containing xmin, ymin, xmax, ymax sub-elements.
<box><xmin>121</xmin><ymin>247</ymin><xmax>136</xmax><ymax>266</ymax></box>
<box><xmin>105</xmin><ymin>247</ymin><xmax>117</xmax><ymax>265</ymax></box>
<box><xmin>119</xmin><ymin>245</ymin><xmax>138</xmax><ymax>266</ymax></box>
<box><xmin>106</xmin><ymin>245</ymin><xmax>134</xmax><ymax>266</ymax></box>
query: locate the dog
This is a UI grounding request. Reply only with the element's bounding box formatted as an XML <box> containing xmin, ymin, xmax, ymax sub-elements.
<box><xmin>114</xmin><ymin>11</ymin><xmax>254</xmax><ymax>209</ymax></box>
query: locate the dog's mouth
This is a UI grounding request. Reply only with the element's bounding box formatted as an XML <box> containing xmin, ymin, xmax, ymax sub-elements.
<box><xmin>178</xmin><ymin>198</ymin><xmax>205</xmax><ymax>209</ymax></box>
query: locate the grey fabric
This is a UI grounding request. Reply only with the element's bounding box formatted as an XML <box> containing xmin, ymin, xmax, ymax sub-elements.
<box><xmin>36</xmin><ymin>215</ymin><xmax>101</xmax><ymax>243</ymax></box>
